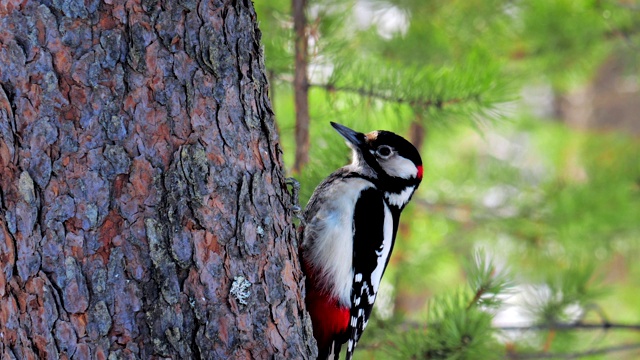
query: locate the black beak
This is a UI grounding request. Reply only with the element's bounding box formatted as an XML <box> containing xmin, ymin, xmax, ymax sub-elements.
<box><xmin>330</xmin><ymin>122</ymin><xmax>365</xmax><ymax>147</ymax></box>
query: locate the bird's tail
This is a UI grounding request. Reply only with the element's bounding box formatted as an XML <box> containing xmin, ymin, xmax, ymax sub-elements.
<box><xmin>318</xmin><ymin>340</ymin><xmax>342</xmax><ymax>360</ymax></box>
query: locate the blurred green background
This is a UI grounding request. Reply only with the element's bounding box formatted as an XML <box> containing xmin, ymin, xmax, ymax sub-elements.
<box><xmin>256</xmin><ymin>0</ymin><xmax>640</xmax><ymax>358</ymax></box>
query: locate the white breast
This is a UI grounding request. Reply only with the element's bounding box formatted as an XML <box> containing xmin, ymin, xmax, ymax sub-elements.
<box><xmin>304</xmin><ymin>178</ymin><xmax>374</xmax><ymax>306</ymax></box>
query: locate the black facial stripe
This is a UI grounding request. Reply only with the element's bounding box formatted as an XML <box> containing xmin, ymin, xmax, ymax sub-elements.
<box><xmin>378</xmin><ymin>175</ymin><xmax>421</xmax><ymax>194</ymax></box>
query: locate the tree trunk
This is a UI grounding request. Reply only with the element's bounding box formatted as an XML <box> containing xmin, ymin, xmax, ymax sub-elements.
<box><xmin>0</xmin><ymin>1</ymin><xmax>315</xmax><ymax>359</ymax></box>
<box><xmin>292</xmin><ymin>0</ymin><xmax>309</xmax><ymax>173</ymax></box>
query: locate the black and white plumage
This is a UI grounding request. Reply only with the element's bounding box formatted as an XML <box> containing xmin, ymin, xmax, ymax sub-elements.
<box><xmin>300</xmin><ymin>122</ymin><xmax>423</xmax><ymax>360</ymax></box>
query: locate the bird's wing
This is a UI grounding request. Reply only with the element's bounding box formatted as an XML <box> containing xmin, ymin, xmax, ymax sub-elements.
<box><xmin>345</xmin><ymin>187</ymin><xmax>395</xmax><ymax>359</ymax></box>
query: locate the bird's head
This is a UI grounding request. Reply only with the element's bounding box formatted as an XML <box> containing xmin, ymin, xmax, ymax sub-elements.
<box><xmin>331</xmin><ymin>122</ymin><xmax>423</xmax><ymax>185</ymax></box>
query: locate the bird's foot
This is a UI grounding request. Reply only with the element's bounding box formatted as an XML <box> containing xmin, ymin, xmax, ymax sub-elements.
<box><xmin>285</xmin><ymin>177</ymin><xmax>305</xmax><ymax>224</ymax></box>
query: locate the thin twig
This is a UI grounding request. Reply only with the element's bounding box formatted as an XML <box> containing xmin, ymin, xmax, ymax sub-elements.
<box><xmin>271</xmin><ymin>74</ymin><xmax>477</xmax><ymax>109</ymax></box>
<box><xmin>308</xmin><ymin>82</ymin><xmax>472</xmax><ymax>109</ymax></box>
<box><xmin>397</xmin><ymin>319</ymin><xmax>640</xmax><ymax>332</ymax></box>
<box><xmin>506</xmin><ymin>342</ymin><xmax>640</xmax><ymax>359</ymax></box>
<box><xmin>467</xmin><ymin>286</ymin><xmax>487</xmax><ymax>310</ymax></box>
<box><xmin>497</xmin><ymin>322</ymin><xmax>640</xmax><ymax>332</ymax></box>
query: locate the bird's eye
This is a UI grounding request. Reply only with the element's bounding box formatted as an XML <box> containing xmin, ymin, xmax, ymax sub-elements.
<box><xmin>376</xmin><ymin>146</ymin><xmax>392</xmax><ymax>158</ymax></box>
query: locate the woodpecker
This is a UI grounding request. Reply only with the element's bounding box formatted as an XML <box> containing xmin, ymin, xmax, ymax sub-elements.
<box><xmin>300</xmin><ymin>122</ymin><xmax>423</xmax><ymax>360</ymax></box>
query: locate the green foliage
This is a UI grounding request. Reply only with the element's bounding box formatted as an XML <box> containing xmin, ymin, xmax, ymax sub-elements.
<box><xmin>255</xmin><ymin>0</ymin><xmax>640</xmax><ymax>358</ymax></box>
<box><xmin>513</xmin><ymin>0</ymin><xmax>637</xmax><ymax>89</ymax></box>
<box><xmin>464</xmin><ymin>250</ymin><xmax>513</xmax><ymax>309</ymax></box>
<box><xmin>380</xmin><ymin>251</ymin><xmax>508</xmax><ymax>360</ymax></box>
<box><xmin>327</xmin><ymin>51</ymin><xmax>512</xmax><ymax>121</ymax></box>
<box><xmin>371</xmin><ymin>0</ymin><xmax>514</xmax><ymax>65</ymax></box>
<box><xmin>255</xmin><ymin>0</ymin><xmax>293</xmax><ymax>73</ymax></box>
<box><xmin>389</xmin><ymin>294</ymin><xmax>499</xmax><ymax>360</ymax></box>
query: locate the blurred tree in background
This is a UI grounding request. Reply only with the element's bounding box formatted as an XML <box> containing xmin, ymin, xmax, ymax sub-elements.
<box><xmin>256</xmin><ymin>0</ymin><xmax>640</xmax><ymax>358</ymax></box>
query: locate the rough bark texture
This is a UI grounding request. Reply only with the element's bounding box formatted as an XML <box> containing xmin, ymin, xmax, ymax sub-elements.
<box><xmin>0</xmin><ymin>0</ymin><xmax>315</xmax><ymax>359</ymax></box>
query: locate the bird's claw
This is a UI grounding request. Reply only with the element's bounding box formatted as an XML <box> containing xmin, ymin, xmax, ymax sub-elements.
<box><xmin>285</xmin><ymin>177</ymin><xmax>305</xmax><ymax>224</ymax></box>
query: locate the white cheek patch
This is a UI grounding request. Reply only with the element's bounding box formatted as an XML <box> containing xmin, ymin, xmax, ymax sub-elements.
<box><xmin>380</xmin><ymin>155</ymin><xmax>418</xmax><ymax>179</ymax></box>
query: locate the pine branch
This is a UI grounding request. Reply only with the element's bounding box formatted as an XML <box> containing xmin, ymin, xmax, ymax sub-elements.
<box><xmin>308</xmin><ymin>82</ymin><xmax>473</xmax><ymax>109</ymax></box>
<box><xmin>394</xmin><ymin>319</ymin><xmax>640</xmax><ymax>333</ymax></box>
<box><xmin>506</xmin><ymin>342</ymin><xmax>640</xmax><ymax>359</ymax></box>
<box><xmin>497</xmin><ymin>322</ymin><xmax>640</xmax><ymax>332</ymax></box>
<box><xmin>467</xmin><ymin>286</ymin><xmax>487</xmax><ymax>310</ymax></box>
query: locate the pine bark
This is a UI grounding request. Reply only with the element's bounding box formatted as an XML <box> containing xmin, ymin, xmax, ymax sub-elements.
<box><xmin>0</xmin><ymin>0</ymin><xmax>315</xmax><ymax>359</ymax></box>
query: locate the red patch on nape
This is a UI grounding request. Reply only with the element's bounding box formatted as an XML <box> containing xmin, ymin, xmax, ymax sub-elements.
<box><xmin>417</xmin><ymin>165</ymin><xmax>424</xmax><ymax>180</ymax></box>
